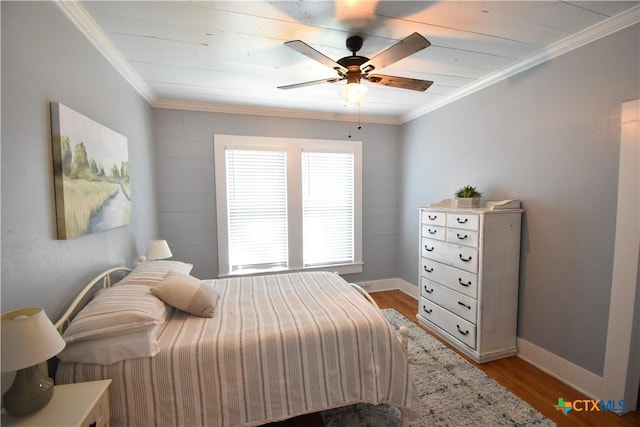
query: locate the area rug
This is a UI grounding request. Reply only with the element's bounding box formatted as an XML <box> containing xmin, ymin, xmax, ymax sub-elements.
<box><xmin>322</xmin><ymin>309</ymin><xmax>556</xmax><ymax>426</ymax></box>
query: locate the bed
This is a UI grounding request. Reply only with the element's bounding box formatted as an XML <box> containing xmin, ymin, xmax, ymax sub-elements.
<box><xmin>54</xmin><ymin>262</ymin><xmax>420</xmax><ymax>426</ymax></box>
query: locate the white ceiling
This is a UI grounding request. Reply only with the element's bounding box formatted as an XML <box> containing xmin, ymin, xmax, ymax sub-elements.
<box><xmin>61</xmin><ymin>1</ymin><xmax>639</xmax><ymax>124</ymax></box>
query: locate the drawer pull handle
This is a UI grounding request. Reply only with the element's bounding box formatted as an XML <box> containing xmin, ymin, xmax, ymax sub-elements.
<box><xmin>424</xmin><ymin>286</ymin><xmax>434</xmax><ymax>294</ymax></box>
<box><xmin>457</xmin><ymin>218</ymin><xmax>468</xmax><ymax>224</ymax></box>
<box><xmin>459</xmin><ymin>254</ymin><xmax>473</xmax><ymax>262</ymax></box>
<box><xmin>458</xmin><ymin>278</ymin><xmax>472</xmax><ymax>287</ymax></box>
<box><xmin>424</xmin><ymin>266</ymin><xmax>434</xmax><ymax>273</ymax></box>
<box><xmin>456</xmin><ymin>324</ymin><xmax>470</xmax><ymax>336</ymax></box>
<box><xmin>458</xmin><ymin>301</ymin><xmax>471</xmax><ymax>310</ymax></box>
<box><xmin>423</xmin><ymin>306</ymin><xmax>433</xmax><ymax>314</ymax></box>
<box><xmin>456</xmin><ymin>233</ymin><xmax>468</xmax><ymax>240</ymax></box>
<box><xmin>424</xmin><ymin>245</ymin><xmax>434</xmax><ymax>252</ymax></box>
<box><xmin>428</xmin><ymin>215</ymin><xmax>437</xmax><ymax>220</ymax></box>
<box><xmin>428</xmin><ymin>228</ymin><xmax>437</xmax><ymax>234</ymax></box>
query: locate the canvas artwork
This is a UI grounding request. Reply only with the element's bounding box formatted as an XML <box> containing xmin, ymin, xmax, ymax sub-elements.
<box><xmin>50</xmin><ymin>102</ymin><xmax>130</xmax><ymax>239</ymax></box>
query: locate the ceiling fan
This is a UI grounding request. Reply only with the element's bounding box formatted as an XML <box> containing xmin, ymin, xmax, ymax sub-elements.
<box><xmin>278</xmin><ymin>32</ymin><xmax>433</xmax><ymax>106</ymax></box>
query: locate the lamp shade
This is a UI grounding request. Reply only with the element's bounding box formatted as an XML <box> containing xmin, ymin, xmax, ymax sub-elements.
<box><xmin>1</xmin><ymin>308</ymin><xmax>66</xmax><ymax>372</ymax></box>
<box><xmin>146</xmin><ymin>239</ymin><xmax>173</xmax><ymax>260</ymax></box>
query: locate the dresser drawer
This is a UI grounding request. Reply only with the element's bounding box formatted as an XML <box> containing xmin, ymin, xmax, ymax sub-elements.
<box><xmin>421</xmin><ymin>224</ymin><xmax>445</xmax><ymax>241</ymax></box>
<box><xmin>446</xmin><ymin>228</ymin><xmax>479</xmax><ymax>248</ymax></box>
<box><xmin>446</xmin><ymin>213</ymin><xmax>479</xmax><ymax>231</ymax></box>
<box><xmin>421</xmin><ymin>278</ymin><xmax>477</xmax><ymax>323</ymax></box>
<box><xmin>451</xmin><ymin>244</ymin><xmax>478</xmax><ymax>273</ymax></box>
<box><xmin>420</xmin><ymin>258</ymin><xmax>477</xmax><ymax>298</ymax></box>
<box><xmin>421</xmin><ymin>210</ymin><xmax>445</xmax><ymax>226</ymax></box>
<box><xmin>422</xmin><ymin>238</ymin><xmax>478</xmax><ymax>274</ymax></box>
<box><xmin>419</xmin><ymin>298</ymin><xmax>476</xmax><ymax>349</ymax></box>
<box><xmin>420</xmin><ymin>237</ymin><xmax>438</xmax><ymax>258</ymax></box>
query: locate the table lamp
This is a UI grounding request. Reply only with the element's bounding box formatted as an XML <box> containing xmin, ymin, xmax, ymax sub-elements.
<box><xmin>1</xmin><ymin>308</ymin><xmax>66</xmax><ymax>416</ymax></box>
<box><xmin>146</xmin><ymin>239</ymin><xmax>173</xmax><ymax>260</ymax></box>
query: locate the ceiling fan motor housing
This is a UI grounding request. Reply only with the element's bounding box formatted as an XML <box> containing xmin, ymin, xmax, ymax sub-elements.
<box><xmin>345</xmin><ymin>35</ymin><xmax>364</xmax><ymax>53</ymax></box>
<box><xmin>337</xmin><ymin>56</ymin><xmax>369</xmax><ymax>83</ymax></box>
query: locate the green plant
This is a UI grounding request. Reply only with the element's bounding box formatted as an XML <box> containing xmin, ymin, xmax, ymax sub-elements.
<box><xmin>455</xmin><ymin>185</ymin><xmax>482</xmax><ymax>198</ymax></box>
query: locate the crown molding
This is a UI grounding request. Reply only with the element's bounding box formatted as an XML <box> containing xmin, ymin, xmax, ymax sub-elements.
<box><xmin>153</xmin><ymin>99</ymin><xmax>402</xmax><ymax>125</ymax></box>
<box><xmin>55</xmin><ymin>1</ymin><xmax>157</xmax><ymax>104</ymax></box>
<box><xmin>402</xmin><ymin>4</ymin><xmax>640</xmax><ymax>123</ymax></box>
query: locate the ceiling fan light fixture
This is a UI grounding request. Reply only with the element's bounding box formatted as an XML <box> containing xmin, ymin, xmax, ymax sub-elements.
<box><xmin>340</xmin><ymin>82</ymin><xmax>368</xmax><ymax>107</ymax></box>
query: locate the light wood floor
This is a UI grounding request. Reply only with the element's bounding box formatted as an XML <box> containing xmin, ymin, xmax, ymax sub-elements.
<box><xmin>270</xmin><ymin>290</ymin><xmax>640</xmax><ymax>427</ymax></box>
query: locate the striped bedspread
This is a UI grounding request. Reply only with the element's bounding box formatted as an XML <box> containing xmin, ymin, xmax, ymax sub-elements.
<box><xmin>56</xmin><ymin>271</ymin><xmax>420</xmax><ymax>426</ymax></box>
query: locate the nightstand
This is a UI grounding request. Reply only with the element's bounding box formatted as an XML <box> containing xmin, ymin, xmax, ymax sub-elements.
<box><xmin>1</xmin><ymin>379</ymin><xmax>111</xmax><ymax>427</ymax></box>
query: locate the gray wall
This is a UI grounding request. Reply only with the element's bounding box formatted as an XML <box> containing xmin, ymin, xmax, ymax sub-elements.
<box><xmin>398</xmin><ymin>24</ymin><xmax>640</xmax><ymax>375</ymax></box>
<box><xmin>1</xmin><ymin>2</ymin><xmax>157</xmax><ymax>320</ymax></box>
<box><xmin>155</xmin><ymin>109</ymin><xmax>400</xmax><ymax>282</ymax></box>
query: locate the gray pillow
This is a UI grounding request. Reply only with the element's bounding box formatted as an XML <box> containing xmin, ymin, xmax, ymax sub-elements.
<box><xmin>63</xmin><ymin>285</ymin><xmax>166</xmax><ymax>343</ymax></box>
<box><xmin>151</xmin><ymin>272</ymin><xmax>218</xmax><ymax>318</ymax></box>
<box><xmin>117</xmin><ymin>260</ymin><xmax>194</xmax><ymax>287</ymax></box>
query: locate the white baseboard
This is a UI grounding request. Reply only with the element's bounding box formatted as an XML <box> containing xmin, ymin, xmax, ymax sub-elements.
<box><xmin>358</xmin><ymin>277</ymin><xmax>610</xmax><ymax>403</ymax></box>
<box><xmin>516</xmin><ymin>337</ymin><xmax>604</xmax><ymax>401</ymax></box>
<box><xmin>356</xmin><ymin>278</ymin><xmax>418</xmax><ymax>299</ymax></box>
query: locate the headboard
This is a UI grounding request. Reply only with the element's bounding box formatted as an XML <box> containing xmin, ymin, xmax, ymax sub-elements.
<box><xmin>54</xmin><ymin>266</ymin><xmax>132</xmax><ymax>334</ymax></box>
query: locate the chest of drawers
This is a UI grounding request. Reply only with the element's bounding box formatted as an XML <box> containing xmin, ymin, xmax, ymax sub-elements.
<box><xmin>417</xmin><ymin>200</ymin><xmax>523</xmax><ymax>363</ymax></box>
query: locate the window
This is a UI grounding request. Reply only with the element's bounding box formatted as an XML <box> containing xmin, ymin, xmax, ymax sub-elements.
<box><xmin>214</xmin><ymin>135</ymin><xmax>362</xmax><ymax>277</ymax></box>
<box><xmin>302</xmin><ymin>151</ymin><xmax>354</xmax><ymax>266</ymax></box>
<box><xmin>226</xmin><ymin>149</ymin><xmax>288</xmax><ymax>272</ymax></box>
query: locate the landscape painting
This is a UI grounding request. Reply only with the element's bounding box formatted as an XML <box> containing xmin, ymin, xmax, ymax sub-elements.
<box><xmin>50</xmin><ymin>102</ymin><xmax>130</xmax><ymax>239</ymax></box>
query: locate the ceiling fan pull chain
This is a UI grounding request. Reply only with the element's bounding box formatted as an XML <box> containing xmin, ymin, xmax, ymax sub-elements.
<box><xmin>348</xmin><ymin>107</ymin><xmax>363</xmax><ymax>139</ymax></box>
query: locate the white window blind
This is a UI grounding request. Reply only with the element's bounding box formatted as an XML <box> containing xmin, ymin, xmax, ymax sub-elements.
<box><xmin>225</xmin><ymin>149</ymin><xmax>288</xmax><ymax>272</ymax></box>
<box><xmin>302</xmin><ymin>151</ymin><xmax>354</xmax><ymax>266</ymax></box>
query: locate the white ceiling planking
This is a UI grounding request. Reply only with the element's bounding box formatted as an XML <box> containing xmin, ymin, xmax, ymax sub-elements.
<box><xmin>374</xmin><ymin>2</ymin><xmax>568</xmax><ymax>45</ymax></box>
<box><xmin>398</xmin><ymin>47</ymin><xmax>516</xmax><ymax>74</ymax></box>
<box><xmin>67</xmin><ymin>1</ymin><xmax>639</xmax><ymax>124</ymax></box>
<box><xmin>375</xmin><ymin>23</ymin><xmax>538</xmax><ymax>60</ymax></box>
<box><xmin>559</xmin><ymin>1</ymin><xmax>637</xmax><ymax>17</ymax></box>
<box><xmin>428</xmin><ymin>1</ymin><xmax>613</xmax><ymax>35</ymax></box>
<box><xmin>107</xmin><ymin>33</ymin><xmax>281</xmax><ymax>71</ymax></box>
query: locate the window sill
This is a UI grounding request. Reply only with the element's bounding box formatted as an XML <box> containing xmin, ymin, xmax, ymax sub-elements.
<box><xmin>218</xmin><ymin>262</ymin><xmax>363</xmax><ymax>279</ymax></box>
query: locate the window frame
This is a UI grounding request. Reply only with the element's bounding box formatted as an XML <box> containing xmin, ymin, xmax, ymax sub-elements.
<box><xmin>214</xmin><ymin>134</ymin><xmax>363</xmax><ymax>277</ymax></box>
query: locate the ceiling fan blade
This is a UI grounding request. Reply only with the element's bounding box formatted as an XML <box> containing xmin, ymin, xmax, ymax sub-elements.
<box><xmin>284</xmin><ymin>40</ymin><xmax>348</xmax><ymax>74</ymax></box>
<box><xmin>278</xmin><ymin>77</ymin><xmax>342</xmax><ymax>90</ymax></box>
<box><xmin>361</xmin><ymin>33</ymin><xmax>430</xmax><ymax>71</ymax></box>
<box><xmin>366</xmin><ymin>74</ymin><xmax>433</xmax><ymax>91</ymax></box>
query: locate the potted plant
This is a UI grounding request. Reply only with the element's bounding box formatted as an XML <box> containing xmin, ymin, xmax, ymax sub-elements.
<box><xmin>454</xmin><ymin>185</ymin><xmax>482</xmax><ymax>208</ymax></box>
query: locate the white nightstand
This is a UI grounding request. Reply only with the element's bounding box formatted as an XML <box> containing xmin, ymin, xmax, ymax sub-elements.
<box><xmin>1</xmin><ymin>379</ymin><xmax>111</xmax><ymax>427</ymax></box>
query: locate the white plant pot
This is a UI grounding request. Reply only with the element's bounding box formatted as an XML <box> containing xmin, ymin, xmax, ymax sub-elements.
<box><xmin>456</xmin><ymin>197</ymin><xmax>480</xmax><ymax>208</ymax></box>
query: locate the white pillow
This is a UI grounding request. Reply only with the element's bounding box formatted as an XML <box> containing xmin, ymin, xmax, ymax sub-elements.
<box><xmin>151</xmin><ymin>272</ymin><xmax>219</xmax><ymax>318</ymax></box>
<box><xmin>116</xmin><ymin>260</ymin><xmax>194</xmax><ymax>287</ymax></box>
<box><xmin>58</xmin><ymin>324</ymin><xmax>161</xmax><ymax>365</ymax></box>
<box><xmin>62</xmin><ymin>285</ymin><xmax>166</xmax><ymax>343</ymax></box>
